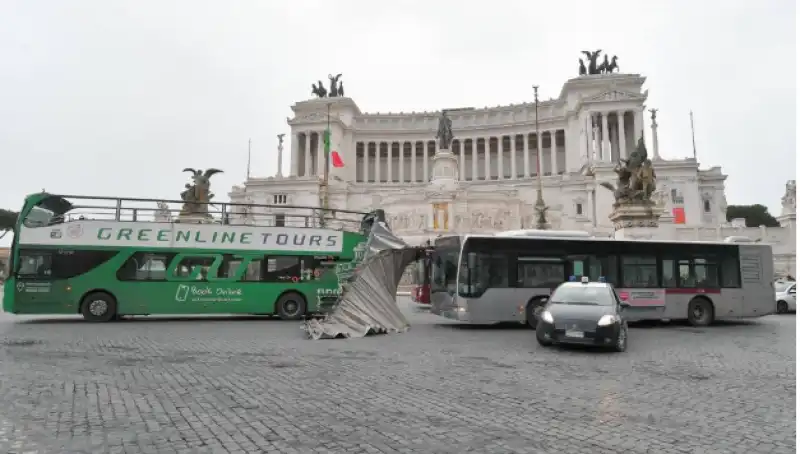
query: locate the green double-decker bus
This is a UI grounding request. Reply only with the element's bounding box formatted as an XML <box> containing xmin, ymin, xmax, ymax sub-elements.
<box><xmin>3</xmin><ymin>192</ymin><xmax>378</xmax><ymax>322</ymax></box>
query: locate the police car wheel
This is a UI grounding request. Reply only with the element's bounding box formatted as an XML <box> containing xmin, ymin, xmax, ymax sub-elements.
<box><xmin>536</xmin><ymin>333</ymin><xmax>552</xmax><ymax>347</ymax></box>
<box><xmin>612</xmin><ymin>323</ymin><xmax>628</xmax><ymax>352</ymax></box>
<box><xmin>526</xmin><ymin>298</ymin><xmax>547</xmax><ymax>329</ymax></box>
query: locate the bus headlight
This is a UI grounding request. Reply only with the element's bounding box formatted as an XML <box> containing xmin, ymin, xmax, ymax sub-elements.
<box><xmin>597</xmin><ymin>315</ymin><xmax>617</xmax><ymax>326</ymax></box>
<box><xmin>540</xmin><ymin>310</ymin><xmax>554</xmax><ymax>324</ymax></box>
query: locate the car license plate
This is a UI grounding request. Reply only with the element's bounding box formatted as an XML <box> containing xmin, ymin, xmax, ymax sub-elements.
<box><xmin>565</xmin><ymin>330</ymin><xmax>584</xmax><ymax>338</ymax></box>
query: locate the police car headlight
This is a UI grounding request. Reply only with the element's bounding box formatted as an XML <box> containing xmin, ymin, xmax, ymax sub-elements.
<box><xmin>597</xmin><ymin>315</ymin><xmax>617</xmax><ymax>326</ymax></box>
<box><xmin>540</xmin><ymin>310</ymin><xmax>554</xmax><ymax>324</ymax></box>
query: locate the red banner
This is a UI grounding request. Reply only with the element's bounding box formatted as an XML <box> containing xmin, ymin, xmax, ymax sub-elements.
<box><xmin>673</xmin><ymin>207</ymin><xmax>686</xmax><ymax>224</ymax></box>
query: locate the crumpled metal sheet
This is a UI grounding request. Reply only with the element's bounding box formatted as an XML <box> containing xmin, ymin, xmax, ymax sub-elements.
<box><xmin>304</xmin><ymin>221</ymin><xmax>424</xmax><ymax>340</ymax></box>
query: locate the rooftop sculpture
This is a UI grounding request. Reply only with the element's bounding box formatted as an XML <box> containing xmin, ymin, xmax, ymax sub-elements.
<box><xmin>578</xmin><ymin>50</ymin><xmax>619</xmax><ymax>75</ymax></box>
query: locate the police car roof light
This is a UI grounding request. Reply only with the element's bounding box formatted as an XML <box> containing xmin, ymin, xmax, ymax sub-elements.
<box><xmin>581</xmin><ymin>276</ymin><xmax>590</xmax><ymax>284</ymax></box>
<box><xmin>568</xmin><ymin>276</ymin><xmax>576</xmax><ymax>282</ymax></box>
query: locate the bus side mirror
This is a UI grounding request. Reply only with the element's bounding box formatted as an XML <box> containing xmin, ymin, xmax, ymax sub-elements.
<box><xmin>467</xmin><ymin>253</ymin><xmax>477</xmax><ymax>269</ymax></box>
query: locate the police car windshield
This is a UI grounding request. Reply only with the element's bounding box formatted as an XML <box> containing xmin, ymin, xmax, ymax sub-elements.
<box><xmin>550</xmin><ymin>285</ymin><xmax>613</xmax><ymax>306</ymax></box>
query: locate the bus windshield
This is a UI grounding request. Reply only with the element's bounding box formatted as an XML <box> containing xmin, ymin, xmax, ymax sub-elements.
<box><xmin>414</xmin><ymin>258</ymin><xmax>429</xmax><ymax>286</ymax></box>
<box><xmin>431</xmin><ymin>236</ymin><xmax>460</xmax><ymax>293</ymax></box>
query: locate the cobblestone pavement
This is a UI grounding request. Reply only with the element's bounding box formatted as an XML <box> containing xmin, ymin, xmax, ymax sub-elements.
<box><xmin>0</xmin><ymin>300</ymin><xmax>795</xmax><ymax>454</ymax></box>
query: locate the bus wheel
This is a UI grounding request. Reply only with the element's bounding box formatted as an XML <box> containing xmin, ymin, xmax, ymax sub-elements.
<box><xmin>526</xmin><ymin>298</ymin><xmax>547</xmax><ymax>330</ymax></box>
<box><xmin>80</xmin><ymin>292</ymin><xmax>117</xmax><ymax>323</ymax></box>
<box><xmin>276</xmin><ymin>292</ymin><xmax>307</xmax><ymax>321</ymax></box>
<box><xmin>687</xmin><ymin>297</ymin><xmax>714</xmax><ymax>327</ymax></box>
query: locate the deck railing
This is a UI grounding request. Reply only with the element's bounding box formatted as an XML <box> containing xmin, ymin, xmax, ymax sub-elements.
<box><xmin>25</xmin><ymin>195</ymin><xmax>371</xmax><ymax>232</ymax></box>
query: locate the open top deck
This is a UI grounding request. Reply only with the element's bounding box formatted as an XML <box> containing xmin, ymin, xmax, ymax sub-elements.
<box><xmin>19</xmin><ymin>193</ymin><xmax>375</xmax><ymax>233</ymax></box>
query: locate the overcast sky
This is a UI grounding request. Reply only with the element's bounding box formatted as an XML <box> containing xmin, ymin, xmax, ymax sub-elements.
<box><xmin>0</xmin><ymin>1</ymin><xmax>795</xmax><ymax>229</ymax></box>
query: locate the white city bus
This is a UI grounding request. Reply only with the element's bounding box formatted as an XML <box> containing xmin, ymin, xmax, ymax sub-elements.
<box><xmin>429</xmin><ymin>231</ymin><xmax>775</xmax><ymax>327</ymax></box>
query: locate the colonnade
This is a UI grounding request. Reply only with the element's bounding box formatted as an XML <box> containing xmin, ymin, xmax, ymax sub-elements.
<box><xmin>348</xmin><ymin>130</ymin><xmax>565</xmax><ymax>183</ymax></box>
<box><xmin>582</xmin><ymin>109</ymin><xmax>642</xmax><ymax>163</ymax></box>
<box><xmin>288</xmin><ymin>108</ymin><xmax>645</xmax><ymax>181</ymax></box>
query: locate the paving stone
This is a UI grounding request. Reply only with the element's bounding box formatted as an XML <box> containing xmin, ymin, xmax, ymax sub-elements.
<box><xmin>0</xmin><ymin>302</ymin><xmax>795</xmax><ymax>453</ymax></box>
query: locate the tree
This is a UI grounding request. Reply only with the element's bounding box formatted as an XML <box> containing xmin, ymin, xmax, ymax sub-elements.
<box><xmin>0</xmin><ymin>209</ymin><xmax>17</xmax><ymax>231</ymax></box>
<box><xmin>726</xmin><ymin>204</ymin><xmax>780</xmax><ymax>227</ymax></box>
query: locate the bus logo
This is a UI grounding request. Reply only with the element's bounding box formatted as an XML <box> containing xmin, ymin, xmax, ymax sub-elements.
<box><xmin>67</xmin><ymin>224</ymin><xmax>84</xmax><ymax>239</ymax></box>
<box><xmin>16</xmin><ymin>282</ymin><xmax>24</xmax><ymax>292</ymax></box>
<box><xmin>175</xmin><ymin>284</ymin><xmax>190</xmax><ymax>302</ymax></box>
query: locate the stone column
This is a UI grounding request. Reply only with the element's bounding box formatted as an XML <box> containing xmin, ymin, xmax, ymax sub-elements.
<box><xmin>592</xmin><ymin>116</ymin><xmax>600</xmax><ymax>162</ymax></box>
<box><xmin>277</xmin><ymin>137</ymin><xmax>284</xmax><ymax>178</ymax></box>
<box><xmin>484</xmin><ymin>138</ymin><xmax>491</xmax><ymax>179</ymax></box>
<box><xmin>536</xmin><ymin>132</ymin><xmax>544</xmax><ymax>177</ymax></box>
<box><xmin>411</xmin><ymin>142</ymin><xmax>417</xmax><ymax>182</ymax></box>
<box><xmin>586</xmin><ymin>112</ymin><xmax>594</xmax><ymax>162</ymax></box>
<box><xmin>550</xmin><ymin>130</ymin><xmax>558</xmax><ymax>175</ymax></box>
<box><xmin>423</xmin><ymin>142</ymin><xmax>429</xmax><ymax>182</ymax></box>
<box><xmin>617</xmin><ymin>111</ymin><xmax>627</xmax><ymax>159</ymax></box>
<box><xmin>650</xmin><ymin>110</ymin><xmax>661</xmax><ymax>160</ymax></box>
<box><xmin>447</xmin><ymin>202</ymin><xmax>455</xmax><ymax>232</ymax></box>
<box><xmin>387</xmin><ymin>142</ymin><xmax>393</xmax><ymax>182</ymax></box>
<box><xmin>290</xmin><ymin>133</ymin><xmax>299</xmax><ymax>176</ymax></box>
<box><xmin>317</xmin><ymin>132</ymin><xmax>326</xmax><ymax>176</ymax></box>
<box><xmin>471</xmin><ymin>139</ymin><xmax>478</xmax><ymax>181</ymax></box>
<box><xmin>510</xmin><ymin>135</ymin><xmax>517</xmax><ymax>179</ymax></box>
<box><xmin>497</xmin><ymin>136</ymin><xmax>504</xmax><ymax>180</ymax></box>
<box><xmin>601</xmin><ymin>113</ymin><xmax>610</xmax><ymax>162</ymax></box>
<box><xmin>362</xmin><ymin>142</ymin><xmax>370</xmax><ymax>183</ymax></box>
<box><xmin>459</xmin><ymin>141</ymin><xmax>465</xmax><ymax>181</ymax></box>
<box><xmin>524</xmin><ymin>134</ymin><xmax>531</xmax><ymax>177</ymax></box>
<box><xmin>398</xmin><ymin>143</ymin><xmax>404</xmax><ymax>182</ymax></box>
<box><xmin>304</xmin><ymin>131</ymin><xmax>312</xmax><ymax>176</ymax></box>
<box><xmin>633</xmin><ymin>107</ymin><xmax>644</xmax><ymax>144</ymax></box>
<box><xmin>374</xmin><ymin>143</ymin><xmax>381</xmax><ymax>183</ymax></box>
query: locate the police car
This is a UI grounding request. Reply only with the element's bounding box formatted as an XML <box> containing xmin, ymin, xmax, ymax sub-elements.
<box><xmin>536</xmin><ymin>276</ymin><xmax>630</xmax><ymax>352</ymax></box>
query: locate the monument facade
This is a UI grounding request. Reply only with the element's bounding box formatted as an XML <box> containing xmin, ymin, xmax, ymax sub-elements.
<box><xmin>229</xmin><ymin>62</ymin><xmax>796</xmax><ymax>277</ymax></box>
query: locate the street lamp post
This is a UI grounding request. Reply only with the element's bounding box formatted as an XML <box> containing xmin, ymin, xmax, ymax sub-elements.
<box><xmin>532</xmin><ymin>85</ymin><xmax>549</xmax><ymax>229</ymax></box>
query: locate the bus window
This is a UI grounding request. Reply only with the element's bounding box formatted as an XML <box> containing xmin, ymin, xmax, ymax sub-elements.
<box><xmin>693</xmin><ymin>258</ymin><xmax>719</xmax><ymax>288</ymax></box>
<box><xmin>567</xmin><ymin>255</ymin><xmax>616</xmax><ymax>284</ymax></box>
<box><xmin>517</xmin><ymin>257</ymin><xmax>562</xmax><ymax>288</ymax></box>
<box><xmin>117</xmin><ymin>252</ymin><xmax>173</xmax><ymax>281</ymax></box>
<box><xmin>432</xmin><ymin>249</ymin><xmax>459</xmax><ymax>293</ymax></box>
<box><xmin>459</xmin><ymin>252</ymin><xmax>508</xmax><ymax>296</ymax></box>
<box><xmin>720</xmin><ymin>253</ymin><xmax>741</xmax><ymax>287</ymax></box>
<box><xmin>223</xmin><ymin>257</ymin><xmax>263</xmax><ymax>281</ymax></box>
<box><xmin>173</xmin><ymin>256</ymin><xmax>215</xmax><ymax>280</ymax></box>
<box><xmin>17</xmin><ymin>251</ymin><xmax>52</xmax><ymax>279</ymax></box>
<box><xmin>621</xmin><ymin>255</ymin><xmax>658</xmax><ymax>288</ymax></box>
<box><xmin>264</xmin><ymin>256</ymin><xmax>302</xmax><ymax>282</ymax></box>
<box><xmin>678</xmin><ymin>260</ymin><xmax>693</xmax><ymax>287</ymax></box>
<box><xmin>661</xmin><ymin>258</ymin><xmax>677</xmax><ymax>287</ymax></box>
<box><xmin>51</xmin><ymin>250</ymin><xmax>117</xmax><ymax>279</ymax></box>
<box><xmin>678</xmin><ymin>257</ymin><xmax>720</xmax><ymax>288</ymax></box>
<box><xmin>245</xmin><ymin>260</ymin><xmax>262</xmax><ymax>281</ymax></box>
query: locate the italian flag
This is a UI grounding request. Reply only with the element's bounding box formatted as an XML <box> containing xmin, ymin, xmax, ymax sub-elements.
<box><xmin>323</xmin><ymin>129</ymin><xmax>344</xmax><ymax>168</ymax></box>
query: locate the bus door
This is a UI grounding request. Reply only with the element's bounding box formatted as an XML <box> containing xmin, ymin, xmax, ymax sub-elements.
<box><xmin>13</xmin><ymin>250</ymin><xmax>64</xmax><ymax>313</ymax></box>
